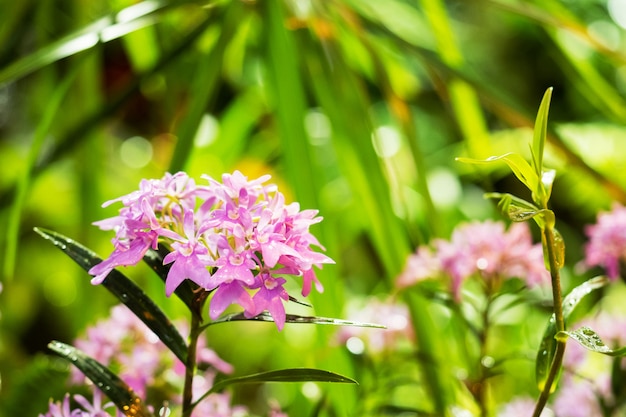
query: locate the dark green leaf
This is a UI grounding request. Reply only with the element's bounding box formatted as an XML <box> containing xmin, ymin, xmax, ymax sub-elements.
<box><xmin>559</xmin><ymin>327</ymin><xmax>626</xmax><ymax>356</ymax></box>
<box><xmin>48</xmin><ymin>341</ymin><xmax>152</xmax><ymax>417</ymax></box>
<box><xmin>208</xmin><ymin>311</ymin><xmax>385</xmax><ymax>328</ymax></box>
<box><xmin>34</xmin><ymin>227</ymin><xmax>188</xmax><ymax>364</ymax></box>
<box><xmin>206</xmin><ymin>368</ymin><xmax>356</xmax><ymax>397</ymax></box>
<box><xmin>193</xmin><ymin>368</ymin><xmax>356</xmax><ymax>408</ymax></box>
<box><xmin>535</xmin><ymin>276</ymin><xmax>609</xmax><ymax>389</ymax></box>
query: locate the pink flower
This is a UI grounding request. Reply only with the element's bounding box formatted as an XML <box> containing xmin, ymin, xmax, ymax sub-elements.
<box><xmin>162</xmin><ymin>210</ymin><xmax>213</xmax><ymax>295</ymax></box>
<box><xmin>584</xmin><ymin>203</ymin><xmax>626</xmax><ymax>280</ymax></box>
<box><xmin>552</xmin><ymin>377</ymin><xmax>607</xmax><ymax>417</ymax></box>
<box><xmin>89</xmin><ymin>171</ymin><xmax>333</xmax><ymax>329</ymax></box>
<box><xmin>39</xmin><ymin>390</ymin><xmax>119</xmax><ymax>417</ymax></box>
<box><xmin>72</xmin><ymin>305</ymin><xmax>234</xmax><ymax>399</ymax></box>
<box><xmin>248</xmin><ymin>274</ymin><xmax>290</xmax><ymax>330</ymax></box>
<box><xmin>396</xmin><ymin>246</ymin><xmax>442</xmax><ymax>289</ymax></box>
<box><xmin>397</xmin><ymin>220</ymin><xmax>549</xmax><ymax>300</ymax></box>
<box><xmin>498</xmin><ymin>396</ymin><xmax>551</xmax><ymax>417</ymax></box>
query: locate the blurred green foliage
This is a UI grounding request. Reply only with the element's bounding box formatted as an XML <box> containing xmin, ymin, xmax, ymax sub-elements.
<box><xmin>1</xmin><ymin>0</ymin><xmax>626</xmax><ymax>415</ymax></box>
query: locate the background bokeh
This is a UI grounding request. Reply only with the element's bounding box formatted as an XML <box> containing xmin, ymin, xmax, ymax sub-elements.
<box><xmin>1</xmin><ymin>0</ymin><xmax>626</xmax><ymax>415</ymax></box>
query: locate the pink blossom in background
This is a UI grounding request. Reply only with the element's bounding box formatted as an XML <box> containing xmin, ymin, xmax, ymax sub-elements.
<box><xmin>397</xmin><ymin>220</ymin><xmax>550</xmax><ymax>300</ymax></box>
<box><xmin>38</xmin><ymin>390</ymin><xmax>121</xmax><ymax>417</ymax></box>
<box><xmin>584</xmin><ymin>203</ymin><xmax>626</xmax><ymax>280</ymax></box>
<box><xmin>88</xmin><ymin>171</ymin><xmax>334</xmax><ymax>329</ymax></box>
<box><xmin>65</xmin><ymin>304</ymin><xmax>291</xmax><ymax>416</ymax></box>
<box><xmin>552</xmin><ymin>376</ymin><xmax>609</xmax><ymax>417</ymax></box>
<box><xmin>72</xmin><ymin>305</ymin><xmax>233</xmax><ymax>400</ymax></box>
<box><xmin>337</xmin><ymin>298</ymin><xmax>413</xmax><ymax>353</ymax></box>
<box><xmin>556</xmin><ymin>312</ymin><xmax>626</xmax><ymax>416</ymax></box>
<box><xmin>497</xmin><ymin>396</ymin><xmax>552</xmax><ymax>417</ymax></box>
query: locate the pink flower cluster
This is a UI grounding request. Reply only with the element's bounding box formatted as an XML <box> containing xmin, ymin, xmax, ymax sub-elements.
<box><xmin>584</xmin><ymin>202</ymin><xmax>626</xmax><ymax>280</ymax></box>
<box><xmin>88</xmin><ymin>171</ymin><xmax>333</xmax><ymax>329</ymax></box>
<box><xmin>71</xmin><ymin>305</ymin><xmax>232</xmax><ymax>398</ymax></box>
<box><xmin>397</xmin><ymin>220</ymin><xmax>550</xmax><ymax>299</ymax></box>
<box><xmin>39</xmin><ymin>390</ymin><xmax>120</xmax><ymax>417</ymax></box>
<box><xmin>63</xmin><ymin>304</ymin><xmax>257</xmax><ymax>417</ymax></box>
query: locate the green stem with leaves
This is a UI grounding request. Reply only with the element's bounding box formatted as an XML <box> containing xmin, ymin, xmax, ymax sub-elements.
<box><xmin>532</xmin><ymin>223</ymin><xmax>566</xmax><ymax>417</ymax></box>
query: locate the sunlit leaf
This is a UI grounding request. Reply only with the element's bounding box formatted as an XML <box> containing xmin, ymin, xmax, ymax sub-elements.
<box><xmin>532</xmin><ymin>87</ymin><xmax>553</xmax><ymax>177</ymax></box>
<box><xmin>558</xmin><ymin>327</ymin><xmax>626</xmax><ymax>356</ymax></box>
<box><xmin>34</xmin><ymin>228</ymin><xmax>188</xmax><ymax>364</ymax></box>
<box><xmin>48</xmin><ymin>341</ymin><xmax>152</xmax><ymax>417</ymax></box>
<box><xmin>457</xmin><ymin>153</ymin><xmax>539</xmax><ymax>193</ymax></box>
<box><xmin>0</xmin><ymin>0</ymin><xmax>210</xmax><ymax>84</ymax></box>
<box><xmin>209</xmin><ymin>311</ymin><xmax>385</xmax><ymax>328</ymax></box>
<box><xmin>536</xmin><ymin>276</ymin><xmax>609</xmax><ymax>389</ymax></box>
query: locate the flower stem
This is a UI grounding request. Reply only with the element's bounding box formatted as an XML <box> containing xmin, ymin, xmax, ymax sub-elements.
<box><xmin>532</xmin><ymin>224</ymin><xmax>566</xmax><ymax>417</ymax></box>
<box><xmin>182</xmin><ymin>312</ymin><xmax>201</xmax><ymax>417</ymax></box>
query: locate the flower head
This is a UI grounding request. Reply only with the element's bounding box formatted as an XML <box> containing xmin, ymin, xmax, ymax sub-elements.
<box><xmin>89</xmin><ymin>171</ymin><xmax>333</xmax><ymax>329</ymax></box>
<box><xmin>584</xmin><ymin>203</ymin><xmax>626</xmax><ymax>280</ymax></box>
<box><xmin>397</xmin><ymin>220</ymin><xmax>549</xmax><ymax>300</ymax></box>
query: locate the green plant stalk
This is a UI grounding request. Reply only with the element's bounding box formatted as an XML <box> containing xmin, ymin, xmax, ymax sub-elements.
<box><xmin>182</xmin><ymin>312</ymin><xmax>202</xmax><ymax>417</ymax></box>
<box><xmin>476</xmin><ymin>293</ymin><xmax>493</xmax><ymax>417</ymax></box>
<box><xmin>532</xmin><ymin>224</ymin><xmax>565</xmax><ymax>417</ymax></box>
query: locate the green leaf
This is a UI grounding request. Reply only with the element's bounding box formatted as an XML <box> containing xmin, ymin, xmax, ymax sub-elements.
<box><xmin>208</xmin><ymin>311</ymin><xmax>385</xmax><ymax>328</ymax></box>
<box><xmin>457</xmin><ymin>153</ymin><xmax>539</xmax><ymax>193</ymax></box>
<box><xmin>535</xmin><ymin>276</ymin><xmax>609</xmax><ymax>389</ymax></box>
<box><xmin>193</xmin><ymin>368</ymin><xmax>357</xmax><ymax>406</ymax></box>
<box><xmin>48</xmin><ymin>341</ymin><xmax>153</xmax><ymax>417</ymax></box>
<box><xmin>484</xmin><ymin>192</ymin><xmax>546</xmax><ymax>227</ymax></box>
<box><xmin>34</xmin><ymin>227</ymin><xmax>188</xmax><ymax>364</ymax></box>
<box><xmin>193</xmin><ymin>368</ymin><xmax>356</xmax><ymax>408</ymax></box>
<box><xmin>532</xmin><ymin>87</ymin><xmax>553</xmax><ymax>177</ymax></box>
<box><xmin>558</xmin><ymin>327</ymin><xmax>626</xmax><ymax>356</ymax></box>
<box><xmin>0</xmin><ymin>0</ymin><xmax>206</xmax><ymax>84</ymax></box>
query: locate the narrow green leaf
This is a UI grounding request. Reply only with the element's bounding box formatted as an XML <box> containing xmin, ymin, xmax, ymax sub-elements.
<box><xmin>535</xmin><ymin>276</ymin><xmax>609</xmax><ymax>389</ymax></box>
<box><xmin>208</xmin><ymin>311</ymin><xmax>385</xmax><ymax>328</ymax></box>
<box><xmin>0</xmin><ymin>0</ymin><xmax>206</xmax><ymax>84</ymax></box>
<box><xmin>208</xmin><ymin>368</ymin><xmax>356</xmax><ymax>395</ymax></box>
<box><xmin>559</xmin><ymin>327</ymin><xmax>626</xmax><ymax>356</ymax></box>
<box><xmin>34</xmin><ymin>228</ymin><xmax>188</xmax><ymax>364</ymax></box>
<box><xmin>168</xmin><ymin>1</ymin><xmax>243</xmax><ymax>172</ymax></box>
<box><xmin>48</xmin><ymin>341</ymin><xmax>153</xmax><ymax>417</ymax></box>
<box><xmin>193</xmin><ymin>367</ymin><xmax>356</xmax><ymax>408</ymax></box>
<box><xmin>532</xmin><ymin>87</ymin><xmax>553</xmax><ymax>177</ymax></box>
<box><xmin>457</xmin><ymin>153</ymin><xmax>539</xmax><ymax>193</ymax></box>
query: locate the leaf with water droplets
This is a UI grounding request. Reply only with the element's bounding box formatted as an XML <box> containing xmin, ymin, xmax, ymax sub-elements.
<box><xmin>558</xmin><ymin>327</ymin><xmax>626</xmax><ymax>356</ymax></box>
<box><xmin>48</xmin><ymin>341</ymin><xmax>153</xmax><ymax>417</ymax></box>
<box><xmin>535</xmin><ymin>276</ymin><xmax>609</xmax><ymax>389</ymax></box>
<box><xmin>34</xmin><ymin>227</ymin><xmax>188</xmax><ymax>364</ymax></box>
<box><xmin>209</xmin><ymin>311</ymin><xmax>385</xmax><ymax>328</ymax></box>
